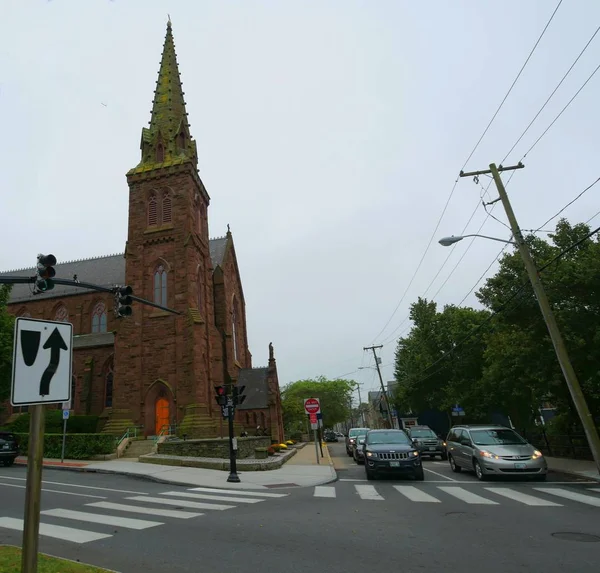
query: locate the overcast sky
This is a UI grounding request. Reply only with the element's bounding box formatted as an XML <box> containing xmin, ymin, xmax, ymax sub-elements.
<box><xmin>1</xmin><ymin>0</ymin><xmax>599</xmax><ymax>401</ymax></box>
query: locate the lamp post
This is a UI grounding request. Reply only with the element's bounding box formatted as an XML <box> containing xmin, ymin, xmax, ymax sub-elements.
<box><xmin>438</xmin><ymin>234</ymin><xmax>516</xmax><ymax>247</ymax></box>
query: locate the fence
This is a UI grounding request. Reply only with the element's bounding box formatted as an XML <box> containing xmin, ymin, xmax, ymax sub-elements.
<box><xmin>524</xmin><ymin>431</ymin><xmax>593</xmax><ymax>460</ymax></box>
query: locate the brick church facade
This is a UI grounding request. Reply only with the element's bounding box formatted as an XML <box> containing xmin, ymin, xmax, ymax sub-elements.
<box><xmin>0</xmin><ymin>21</ymin><xmax>285</xmax><ymax>443</ymax></box>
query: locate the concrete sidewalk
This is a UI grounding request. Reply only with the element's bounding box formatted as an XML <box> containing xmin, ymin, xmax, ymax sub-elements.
<box><xmin>547</xmin><ymin>456</ymin><xmax>600</xmax><ymax>481</ymax></box>
<box><xmin>14</xmin><ymin>442</ymin><xmax>337</xmax><ymax>490</ymax></box>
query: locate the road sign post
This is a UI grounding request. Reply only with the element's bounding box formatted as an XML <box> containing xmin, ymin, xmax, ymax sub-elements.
<box><xmin>11</xmin><ymin>317</ymin><xmax>72</xmax><ymax>573</ymax></box>
<box><xmin>61</xmin><ymin>409</ymin><xmax>70</xmax><ymax>464</ymax></box>
<box><xmin>306</xmin><ymin>400</ymin><xmax>321</xmax><ymax>465</ymax></box>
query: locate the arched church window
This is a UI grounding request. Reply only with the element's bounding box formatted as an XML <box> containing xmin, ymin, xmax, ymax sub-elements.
<box><xmin>54</xmin><ymin>305</ymin><xmax>68</xmax><ymax>322</ymax></box>
<box><xmin>197</xmin><ymin>267</ymin><xmax>203</xmax><ymax>312</ymax></box>
<box><xmin>91</xmin><ymin>301</ymin><xmax>107</xmax><ymax>333</ymax></box>
<box><xmin>148</xmin><ymin>194</ymin><xmax>158</xmax><ymax>226</ymax></box>
<box><xmin>178</xmin><ymin>131</ymin><xmax>186</xmax><ymax>150</ymax></box>
<box><xmin>156</xmin><ymin>143</ymin><xmax>164</xmax><ymax>163</ymax></box>
<box><xmin>153</xmin><ymin>265</ymin><xmax>168</xmax><ymax>307</ymax></box>
<box><xmin>232</xmin><ymin>298</ymin><xmax>238</xmax><ymax>361</ymax></box>
<box><xmin>162</xmin><ymin>192</ymin><xmax>172</xmax><ymax>224</ymax></box>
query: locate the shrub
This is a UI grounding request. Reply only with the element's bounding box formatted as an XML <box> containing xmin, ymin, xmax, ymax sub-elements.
<box><xmin>289</xmin><ymin>431</ymin><xmax>303</xmax><ymax>442</ymax></box>
<box><xmin>267</xmin><ymin>446</ymin><xmax>275</xmax><ymax>456</ymax></box>
<box><xmin>271</xmin><ymin>444</ymin><xmax>281</xmax><ymax>452</ymax></box>
<box><xmin>15</xmin><ymin>433</ymin><xmax>114</xmax><ymax>460</ymax></box>
<box><xmin>7</xmin><ymin>412</ymin><xmax>99</xmax><ymax>434</ymax></box>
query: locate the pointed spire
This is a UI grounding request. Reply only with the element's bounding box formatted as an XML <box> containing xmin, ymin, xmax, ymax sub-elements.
<box><xmin>130</xmin><ymin>19</ymin><xmax>198</xmax><ymax>174</ymax></box>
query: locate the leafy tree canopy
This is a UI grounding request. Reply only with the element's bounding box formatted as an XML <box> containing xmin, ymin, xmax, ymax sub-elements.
<box><xmin>0</xmin><ymin>286</ymin><xmax>15</xmax><ymax>403</ymax></box>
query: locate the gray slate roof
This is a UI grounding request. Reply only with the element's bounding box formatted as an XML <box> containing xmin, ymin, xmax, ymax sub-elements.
<box><xmin>0</xmin><ymin>237</ymin><xmax>229</xmax><ymax>305</ymax></box>
<box><xmin>237</xmin><ymin>367</ymin><xmax>269</xmax><ymax>409</ymax></box>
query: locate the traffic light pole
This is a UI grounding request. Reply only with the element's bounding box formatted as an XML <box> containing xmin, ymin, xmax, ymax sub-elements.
<box><xmin>226</xmin><ymin>404</ymin><xmax>240</xmax><ymax>483</ymax></box>
<box><xmin>460</xmin><ymin>162</ymin><xmax>600</xmax><ymax>475</ymax></box>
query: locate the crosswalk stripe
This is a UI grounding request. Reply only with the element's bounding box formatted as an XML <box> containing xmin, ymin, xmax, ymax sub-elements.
<box><xmin>0</xmin><ymin>517</ymin><xmax>111</xmax><ymax>544</ymax></box>
<box><xmin>40</xmin><ymin>508</ymin><xmax>163</xmax><ymax>530</ymax></box>
<box><xmin>188</xmin><ymin>487</ymin><xmax>288</xmax><ymax>498</ymax></box>
<box><xmin>437</xmin><ymin>486</ymin><xmax>498</xmax><ymax>505</ymax></box>
<box><xmin>161</xmin><ymin>491</ymin><xmax>263</xmax><ymax>504</ymax></box>
<box><xmin>314</xmin><ymin>486</ymin><xmax>336</xmax><ymax>498</ymax></box>
<box><xmin>589</xmin><ymin>488</ymin><xmax>600</xmax><ymax>494</ymax></box>
<box><xmin>355</xmin><ymin>485</ymin><xmax>384</xmax><ymax>500</ymax></box>
<box><xmin>484</xmin><ymin>488</ymin><xmax>562</xmax><ymax>506</ymax></box>
<box><xmin>394</xmin><ymin>486</ymin><xmax>440</xmax><ymax>503</ymax></box>
<box><xmin>87</xmin><ymin>501</ymin><xmax>202</xmax><ymax>519</ymax></box>
<box><xmin>534</xmin><ymin>488</ymin><xmax>600</xmax><ymax>507</ymax></box>
<box><xmin>126</xmin><ymin>495</ymin><xmax>234</xmax><ymax>511</ymax></box>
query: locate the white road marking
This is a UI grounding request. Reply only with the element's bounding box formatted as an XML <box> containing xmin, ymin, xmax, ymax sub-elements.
<box><xmin>0</xmin><ymin>482</ymin><xmax>106</xmax><ymax>499</ymax></box>
<box><xmin>355</xmin><ymin>485</ymin><xmax>384</xmax><ymax>500</ymax></box>
<box><xmin>534</xmin><ymin>487</ymin><xmax>600</xmax><ymax>507</ymax></box>
<box><xmin>0</xmin><ymin>475</ymin><xmax>148</xmax><ymax>495</ymax></box>
<box><xmin>188</xmin><ymin>487</ymin><xmax>288</xmax><ymax>498</ymax></box>
<box><xmin>87</xmin><ymin>501</ymin><xmax>202</xmax><ymax>519</ymax></box>
<box><xmin>423</xmin><ymin>467</ymin><xmax>456</xmax><ymax>481</ymax></box>
<box><xmin>41</xmin><ymin>508</ymin><xmax>163</xmax><ymax>530</ymax></box>
<box><xmin>126</xmin><ymin>495</ymin><xmax>234</xmax><ymax>511</ymax></box>
<box><xmin>484</xmin><ymin>487</ymin><xmax>562</xmax><ymax>506</ymax></box>
<box><xmin>437</xmin><ymin>486</ymin><xmax>498</xmax><ymax>504</ymax></box>
<box><xmin>161</xmin><ymin>491</ymin><xmax>262</xmax><ymax>504</ymax></box>
<box><xmin>314</xmin><ymin>486</ymin><xmax>336</xmax><ymax>498</ymax></box>
<box><xmin>0</xmin><ymin>517</ymin><xmax>111</xmax><ymax>544</ymax></box>
<box><xmin>339</xmin><ymin>478</ymin><xmax>367</xmax><ymax>482</ymax></box>
<box><xmin>393</xmin><ymin>485</ymin><xmax>440</xmax><ymax>503</ymax></box>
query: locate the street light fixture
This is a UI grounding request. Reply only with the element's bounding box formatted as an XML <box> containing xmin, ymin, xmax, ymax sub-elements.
<box><xmin>438</xmin><ymin>234</ymin><xmax>517</xmax><ymax>247</ymax></box>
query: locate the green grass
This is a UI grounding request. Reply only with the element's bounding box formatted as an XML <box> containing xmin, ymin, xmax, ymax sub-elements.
<box><xmin>0</xmin><ymin>546</ymin><xmax>114</xmax><ymax>572</ymax></box>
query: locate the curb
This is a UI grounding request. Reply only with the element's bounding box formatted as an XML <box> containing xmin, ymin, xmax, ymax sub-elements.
<box><xmin>322</xmin><ymin>443</ymin><xmax>338</xmax><ymax>483</ymax></box>
<box><xmin>549</xmin><ymin>467</ymin><xmax>600</xmax><ymax>483</ymax></box>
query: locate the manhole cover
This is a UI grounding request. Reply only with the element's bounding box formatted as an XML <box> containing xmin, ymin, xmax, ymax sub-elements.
<box><xmin>552</xmin><ymin>532</ymin><xmax>600</xmax><ymax>543</ymax></box>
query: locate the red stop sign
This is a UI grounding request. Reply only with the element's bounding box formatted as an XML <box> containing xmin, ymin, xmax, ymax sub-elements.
<box><xmin>304</xmin><ymin>398</ymin><xmax>320</xmax><ymax>414</ymax></box>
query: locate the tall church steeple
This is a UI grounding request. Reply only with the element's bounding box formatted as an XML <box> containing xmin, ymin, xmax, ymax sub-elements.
<box><xmin>129</xmin><ymin>19</ymin><xmax>198</xmax><ymax>175</ymax></box>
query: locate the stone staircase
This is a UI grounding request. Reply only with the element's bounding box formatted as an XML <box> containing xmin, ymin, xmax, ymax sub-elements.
<box><xmin>122</xmin><ymin>439</ymin><xmax>156</xmax><ymax>459</ymax></box>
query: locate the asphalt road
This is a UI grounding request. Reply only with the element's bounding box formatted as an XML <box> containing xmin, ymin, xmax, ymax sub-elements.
<box><xmin>1</xmin><ymin>447</ymin><xmax>600</xmax><ymax>573</ymax></box>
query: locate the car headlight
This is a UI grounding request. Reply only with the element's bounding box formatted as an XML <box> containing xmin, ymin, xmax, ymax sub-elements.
<box><xmin>532</xmin><ymin>449</ymin><xmax>543</xmax><ymax>459</ymax></box>
<box><xmin>366</xmin><ymin>451</ymin><xmax>378</xmax><ymax>458</ymax></box>
<box><xmin>479</xmin><ymin>450</ymin><xmax>499</xmax><ymax>460</ymax></box>
<box><xmin>409</xmin><ymin>450</ymin><xmax>419</xmax><ymax>457</ymax></box>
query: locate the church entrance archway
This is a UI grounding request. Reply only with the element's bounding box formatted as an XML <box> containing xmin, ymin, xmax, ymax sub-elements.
<box><xmin>144</xmin><ymin>381</ymin><xmax>175</xmax><ymax>437</ymax></box>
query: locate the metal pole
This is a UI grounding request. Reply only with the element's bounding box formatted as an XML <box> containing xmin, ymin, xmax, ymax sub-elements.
<box><xmin>314</xmin><ymin>427</ymin><xmax>320</xmax><ymax>464</ymax></box>
<box><xmin>21</xmin><ymin>404</ymin><xmax>45</xmax><ymax>573</ymax></box>
<box><xmin>226</xmin><ymin>405</ymin><xmax>240</xmax><ymax>483</ymax></box>
<box><xmin>60</xmin><ymin>417</ymin><xmax>67</xmax><ymax>463</ymax></box>
<box><xmin>356</xmin><ymin>383</ymin><xmax>365</xmax><ymax>426</ymax></box>
<box><xmin>364</xmin><ymin>345</ymin><xmax>393</xmax><ymax>427</ymax></box>
<box><xmin>489</xmin><ymin>162</ymin><xmax>600</xmax><ymax>474</ymax></box>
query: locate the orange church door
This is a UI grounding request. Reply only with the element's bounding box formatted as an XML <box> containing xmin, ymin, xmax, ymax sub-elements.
<box><xmin>155</xmin><ymin>397</ymin><xmax>170</xmax><ymax>436</ymax></box>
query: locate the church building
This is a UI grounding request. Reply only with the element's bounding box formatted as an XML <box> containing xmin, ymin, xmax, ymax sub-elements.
<box><xmin>0</xmin><ymin>21</ymin><xmax>285</xmax><ymax>443</ymax></box>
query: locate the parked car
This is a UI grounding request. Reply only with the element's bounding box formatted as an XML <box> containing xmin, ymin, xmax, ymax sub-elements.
<box><xmin>407</xmin><ymin>425</ymin><xmax>447</xmax><ymax>459</ymax></box>
<box><xmin>445</xmin><ymin>424</ymin><xmax>547</xmax><ymax>481</ymax></box>
<box><xmin>362</xmin><ymin>429</ymin><xmax>424</xmax><ymax>481</ymax></box>
<box><xmin>0</xmin><ymin>432</ymin><xmax>19</xmax><ymax>467</ymax></box>
<box><xmin>345</xmin><ymin>427</ymin><xmax>370</xmax><ymax>456</ymax></box>
<box><xmin>324</xmin><ymin>430</ymin><xmax>338</xmax><ymax>442</ymax></box>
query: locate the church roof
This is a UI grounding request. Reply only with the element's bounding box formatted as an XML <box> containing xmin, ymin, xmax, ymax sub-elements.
<box><xmin>236</xmin><ymin>367</ymin><xmax>269</xmax><ymax>410</ymax></box>
<box><xmin>0</xmin><ymin>236</ymin><xmax>229</xmax><ymax>304</ymax></box>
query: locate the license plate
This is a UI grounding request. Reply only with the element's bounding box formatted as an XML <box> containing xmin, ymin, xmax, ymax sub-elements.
<box><xmin>2</xmin><ymin>445</ymin><xmax>8</xmax><ymax>450</ymax></box>
<box><xmin>390</xmin><ymin>461</ymin><xmax>400</xmax><ymax>467</ymax></box>
<box><xmin>428</xmin><ymin>447</ymin><xmax>436</xmax><ymax>451</ymax></box>
<box><xmin>514</xmin><ymin>463</ymin><xmax>526</xmax><ymax>469</ymax></box>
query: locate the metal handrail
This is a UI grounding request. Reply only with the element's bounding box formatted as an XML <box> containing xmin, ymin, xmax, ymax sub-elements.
<box><xmin>115</xmin><ymin>425</ymin><xmax>144</xmax><ymax>448</ymax></box>
<box><xmin>153</xmin><ymin>423</ymin><xmax>177</xmax><ymax>445</ymax></box>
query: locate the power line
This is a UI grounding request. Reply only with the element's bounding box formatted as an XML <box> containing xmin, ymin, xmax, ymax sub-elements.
<box><xmin>502</xmin><ymin>24</ymin><xmax>600</xmax><ymax>164</ymax></box>
<box><xmin>535</xmin><ymin>176</ymin><xmax>600</xmax><ymax>232</ymax></box>
<box><xmin>371</xmin><ymin>2</ymin><xmax>562</xmax><ymax>344</ymax></box>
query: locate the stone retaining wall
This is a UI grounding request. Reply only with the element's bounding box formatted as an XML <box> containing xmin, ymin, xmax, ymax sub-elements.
<box><xmin>157</xmin><ymin>436</ymin><xmax>271</xmax><ymax>459</ymax></box>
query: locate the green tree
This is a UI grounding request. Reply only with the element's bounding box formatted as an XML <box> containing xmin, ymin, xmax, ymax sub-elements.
<box><xmin>281</xmin><ymin>376</ymin><xmax>356</xmax><ymax>432</ymax></box>
<box><xmin>0</xmin><ymin>285</ymin><xmax>15</xmax><ymax>404</ymax></box>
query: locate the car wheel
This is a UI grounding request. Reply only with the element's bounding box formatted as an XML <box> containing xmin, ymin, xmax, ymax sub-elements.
<box><xmin>3</xmin><ymin>459</ymin><xmax>14</xmax><ymax>467</ymax></box>
<box><xmin>414</xmin><ymin>468</ymin><xmax>425</xmax><ymax>481</ymax></box>
<box><xmin>473</xmin><ymin>459</ymin><xmax>486</xmax><ymax>481</ymax></box>
<box><xmin>449</xmin><ymin>454</ymin><xmax>461</xmax><ymax>473</ymax></box>
<box><xmin>441</xmin><ymin>453</ymin><xmax>448</xmax><ymax>461</ymax></box>
<box><xmin>365</xmin><ymin>467</ymin><xmax>375</xmax><ymax>480</ymax></box>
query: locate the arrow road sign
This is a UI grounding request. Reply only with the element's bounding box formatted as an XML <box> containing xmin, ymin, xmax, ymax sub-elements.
<box><xmin>11</xmin><ymin>318</ymin><xmax>73</xmax><ymax>406</ymax></box>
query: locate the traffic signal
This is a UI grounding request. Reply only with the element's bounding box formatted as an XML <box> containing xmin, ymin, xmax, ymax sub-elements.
<box><xmin>115</xmin><ymin>286</ymin><xmax>133</xmax><ymax>317</ymax></box>
<box><xmin>214</xmin><ymin>385</ymin><xmax>227</xmax><ymax>406</ymax></box>
<box><xmin>233</xmin><ymin>385</ymin><xmax>246</xmax><ymax>406</ymax></box>
<box><xmin>35</xmin><ymin>254</ymin><xmax>56</xmax><ymax>292</ymax></box>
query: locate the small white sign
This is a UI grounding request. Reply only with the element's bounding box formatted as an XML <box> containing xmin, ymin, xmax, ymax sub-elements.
<box><xmin>232</xmin><ymin>438</ymin><xmax>238</xmax><ymax>451</ymax></box>
<box><xmin>11</xmin><ymin>318</ymin><xmax>73</xmax><ymax>406</ymax></box>
<box><xmin>62</xmin><ymin>401</ymin><xmax>71</xmax><ymax>410</ymax></box>
<box><xmin>310</xmin><ymin>421</ymin><xmax>318</xmax><ymax>430</ymax></box>
<box><xmin>63</xmin><ymin>409</ymin><xmax>70</xmax><ymax>420</ymax></box>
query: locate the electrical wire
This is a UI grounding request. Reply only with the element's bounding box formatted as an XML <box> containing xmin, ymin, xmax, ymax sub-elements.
<box><xmin>502</xmin><ymin>24</ymin><xmax>600</xmax><ymax>164</ymax></box>
<box><xmin>369</xmin><ymin>3</ymin><xmax>562</xmax><ymax>345</ymax></box>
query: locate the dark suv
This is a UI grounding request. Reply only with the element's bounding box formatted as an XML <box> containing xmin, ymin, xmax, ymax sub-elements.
<box><xmin>363</xmin><ymin>429</ymin><xmax>424</xmax><ymax>481</ymax></box>
<box><xmin>0</xmin><ymin>432</ymin><xmax>19</xmax><ymax>467</ymax></box>
<box><xmin>407</xmin><ymin>425</ymin><xmax>447</xmax><ymax>459</ymax></box>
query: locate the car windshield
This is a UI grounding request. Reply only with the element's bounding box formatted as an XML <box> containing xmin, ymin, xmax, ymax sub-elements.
<box><xmin>367</xmin><ymin>431</ymin><xmax>410</xmax><ymax>445</ymax></box>
<box><xmin>470</xmin><ymin>429</ymin><xmax>527</xmax><ymax>446</ymax></box>
<box><xmin>410</xmin><ymin>429</ymin><xmax>437</xmax><ymax>438</ymax></box>
<box><xmin>356</xmin><ymin>434</ymin><xmax>367</xmax><ymax>442</ymax></box>
<box><xmin>349</xmin><ymin>428</ymin><xmax>369</xmax><ymax>437</ymax></box>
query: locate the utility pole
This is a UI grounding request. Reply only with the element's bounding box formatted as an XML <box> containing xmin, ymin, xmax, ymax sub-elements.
<box><xmin>363</xmin><ymin>345</ymin><xmax>393</xmax><ymax>427</ymax></box>
<box><xmin>460</xmin><ymin>162</ymin><xmax>600</xmax><ymax>475</ymax></box>
<box><xmin>355</xmin><ymin>383</ymin><xmax>365</xmax><ymax>426</ymax></box>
